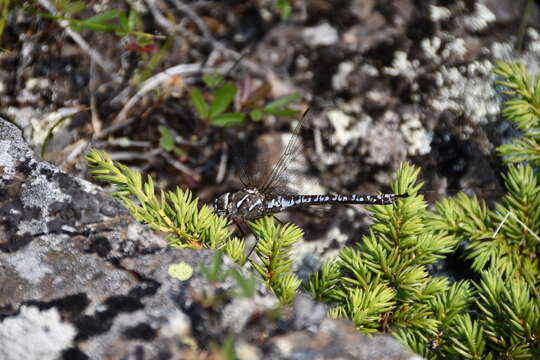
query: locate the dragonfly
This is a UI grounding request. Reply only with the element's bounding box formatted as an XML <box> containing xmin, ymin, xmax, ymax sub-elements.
<box><xmin>213</xmin><ymin>107</ymin><xmax>409</xmax><ymax>222</ymax></box>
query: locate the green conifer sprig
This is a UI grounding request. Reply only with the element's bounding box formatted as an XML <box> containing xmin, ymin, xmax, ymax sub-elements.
<box><xmin>493</xmin><ymin>61</ymin><xmax>540</xmax><ymax>129</ymax></box>
<box><xmin>430</xmin><ymin>281</ymin><xmax>473</xmax><ymax>330</ymax></box>
<box><xmin>474</xmin><ymin>270</ymin><xmax>539</xmax><ymax>358</ymax></box>
<box><xmin>86</xmin><ymin>149</ymin><xmax>231</xmax><ymax>248</ymax></box>
<box><xmin>305</xmin><ymin>260</ymin><xmax>341</xmax><ymax>301</ymax></box>
<box><xmin>426</xmin><ymin>163</ymin><xmax>540</xmax><ymax>287</ymax></box>
<box><xmin>494</xmin><ymin>61</ymin><xmax>540</xmax><ymax>166</ymax></box>
<box><xmin>328</xmin><ymin>283</ymin><xmax>397</xmax><ymax>333</ymax></box>
<box><xmin>448</xmin><ymin>313</ymin><xmax>489</xmax><ymax>360</ymax></box>
<box><xmin>491</xmin><ymin>164</ymin><xmax>540</xmax><ymax>285</ymax></box>
<box><xmin>308</xmin><ymin>163</ymin><xmax>459</xmax><ymax>337</ymax></box>
<box><xmin>223</xmin><ymin>237</ymin><xmax>247</xmax><ymax>265</ymax></box>
<box><xmin>392</xmin><ymin>280</ymin><xmax>495</xmax><ymax>359</ymax></box>
<box><xmin>249</xmin><ymin>216</ymin><xmax>302</xmax><ymax>304</ymax></box>
<box><xmin>427</xmin><ymin>282</ymin><xmax>481</xmax><ymax>359</ymax></box>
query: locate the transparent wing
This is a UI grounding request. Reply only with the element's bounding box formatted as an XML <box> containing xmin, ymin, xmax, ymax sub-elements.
<box><xmin>260</xmin><ymin>107</ymin><xmax>314</xmax><ymax>193</ymax></box>
<box><xmin>236</xmin><ymin>139</ymin><xmax>272</xmax><ymax>189</ymax></box>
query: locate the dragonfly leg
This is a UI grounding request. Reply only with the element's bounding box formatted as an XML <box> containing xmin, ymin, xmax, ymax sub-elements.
<box><xmin>233</xmin><ymin>219</ymin><xmax>246</xmax><ymax>238</ymax></box>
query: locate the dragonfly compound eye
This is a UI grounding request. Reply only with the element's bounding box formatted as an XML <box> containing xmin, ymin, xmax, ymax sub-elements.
<box><xmin>214</xmin><ymin>192</ymin><xmax>230</xmax><ymax>216</ymax></box>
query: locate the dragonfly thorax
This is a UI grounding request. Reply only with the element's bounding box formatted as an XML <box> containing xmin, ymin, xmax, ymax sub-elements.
<box><xmin>214</xmin><ymin>188</ymin><xmax>267</xmax><ymax>221</ymax></box>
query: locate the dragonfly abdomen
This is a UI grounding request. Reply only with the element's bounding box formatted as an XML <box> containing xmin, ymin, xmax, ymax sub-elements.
<box><xmin>265</xmin><ymin>193</ymin><xmax>408</xmax><ymax>213</ymax></box>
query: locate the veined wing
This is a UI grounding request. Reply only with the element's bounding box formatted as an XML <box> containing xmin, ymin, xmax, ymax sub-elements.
<box><xmin>259</xmin><ymin>106</ymin><xmax>314</xmax><ymax>194</ymax></box>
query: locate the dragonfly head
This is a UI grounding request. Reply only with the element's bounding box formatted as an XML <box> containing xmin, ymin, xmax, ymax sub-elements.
<box><xmin>214</xmin><ymin>192</ymin><xmax>231</xmax><ymax>217</ymax></box>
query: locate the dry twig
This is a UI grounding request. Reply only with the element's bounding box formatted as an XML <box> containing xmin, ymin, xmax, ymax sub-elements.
<box><xmin>37</xmin><ymin>0</ymin><xmax>120</xmax><ymax>81</ymax></box>
<box><xmin>492</xmin><ymin>210</ymin><xmax>540</xmax><ymax>243</ymax></box>
<box><xmin>107</xmin><ymin>62</ymin><xmax>229</xmax><ymax>130</ymax></box>
<box><xmin>160</xmin><ymin>150</ymin><xmax>200</xmax><ymax>178</ymax></box>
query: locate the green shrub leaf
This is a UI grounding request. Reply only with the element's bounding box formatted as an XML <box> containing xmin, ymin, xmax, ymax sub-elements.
<box><xmin>211</xmin><ymin>112</ymin><xmax>245</xmax><ymax>127</ymax></box>
<box><xmin>210</xmin><ymin>82</ymin><xmax>237</xmax><ymax>118</ymax></box>
<box><xmin>190</xmin><ymin>87</ymin><xmax>209</xmax><ymax>119</ymax></box>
